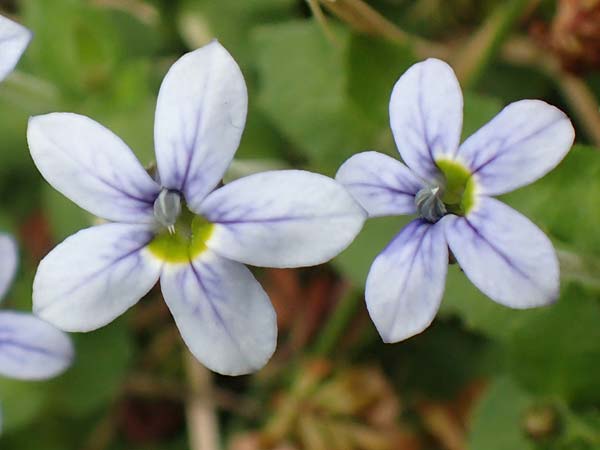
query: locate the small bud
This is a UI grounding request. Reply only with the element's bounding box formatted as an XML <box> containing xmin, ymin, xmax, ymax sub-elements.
<box><xmin>153</xmin><ymin>189</ymin><xmax>182</xmax><ymax>231</ymax></box>
<box><xmin>523</xmin><ymin>405</ymin><xmax>560</xmax><ymax>441</ymax></box>
<box><xmin>415</xmin><ymin>186</ymin><xmax>447</xmax><ymax>223</ymax></box>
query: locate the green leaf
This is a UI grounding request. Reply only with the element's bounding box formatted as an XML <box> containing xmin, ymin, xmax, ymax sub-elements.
<box><xmin>468</xmin><ymin>377</ymin><xmax>535</xmax><ymax>450</ymax></box>
<box><xmin>0</xmin><ymin>378</ymin><xmax>47</xmax><ymax>433</ymax></box>
<box><xmin>346</xmin><ymin>34</ymin><xmax>416</xmax><ymax>125</ymax></box>
<box><xmin>507</xmin><ymin>284</ymin><xmax>600</xmax><ymax>404</ymax></box>
<box><xmin>253</xmin><ymin>21</ymin><xmax>380</xmax><ymax>175</ymax></box>
<box><xmin>47</xmin><ymin>320</ymin><xmax>133</xmax><ymax>416</ymax></box>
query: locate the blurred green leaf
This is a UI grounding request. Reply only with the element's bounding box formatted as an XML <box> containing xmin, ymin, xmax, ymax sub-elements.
<box><xmin>346</xmin><ymin>34</ymin><xmax>416</xmax><ymax>126</ymax></box>
<box><xmin>0</xmin><ymin>378</ymin><xmax>47</xmax><ymax>433</ymax></box>
<box><xmin>507</xmin><ymin>284</ymin><xmax>600</xmax><ymax>404</ymax></box>
<box><xmin>468</xmin><ymin>377</ymin><xmax>535</xmax><ymax>450</ymax></box>
<box><xmin>253</xmin><ymin>21</ymin><xmax>380</xmax><ymax>175</ymax></box>
<box><xmin>48</xmin><ymin>320</ymin><xmax>133</xmax><ymax>416</ymax></box>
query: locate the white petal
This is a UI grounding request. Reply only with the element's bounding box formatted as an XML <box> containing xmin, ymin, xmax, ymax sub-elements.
<box><xmin>160</xmin><ymin>251</ymin><xmax>276</xmax><ymax>376</ymax></box>
<box><xmin>0</xmin><ymin>15</ymin><xmax>31</xmax><ymax>82</ymax></box>
<box><xmin>200</xmin><ymin>170</ymin><xmax>366</xmax><ymax>268</ymax></box>
<box><xmin>366</xmin><ymin>219</ymin><xmax>448</xmax><ymax>343</ymax></box>
<box><xmin>389</xmin><ymin>58</ymin><xmax>463</xmax><ymax>182</ymax></box>
<box><xmin>28</xmin><ymin>113</ymin><xmax>161</xmax><ymax>223</ymax></box>
<box><xmin>33</xmin><ymin>224</ymin><xmax>162</xmax><ymax>332</ymax></box>
<box><xmin>335</xmin><ymin>151</ymin><xmax>424</xmax><ymax>217</ymax></box>
<box><xmin>444</xmin><ymin>197</ymin><xmax>559</xmax><ymax>308</ymax></box>
<box><xmin>0</xmin><ymin>234</ymin><xmax>17</xmax><ymax>302</ymax></box>
<box><xmin>457</xmin><ymin>100</ymin><xmax>575</xmax><ymax>195</ymax></box>
<box><xmin>154</xmin><ymin>41</ymin><xmax>247</xmax><ymax>210</ymax></box>
<box><xmin>0</xmin><ymin>311</ymin><xmax>73</xmax><ymax>380</ymax></box>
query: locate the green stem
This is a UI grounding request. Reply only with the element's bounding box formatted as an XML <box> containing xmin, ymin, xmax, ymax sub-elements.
<box><xmin>312</xmin><ymin>288</ymin><xmax>362</xmax><ymax>356</ymax></box>
<box><xmin>454</xmin><ymin>0</ymin><xmax>532</xmax><ymax>88</ymax></box>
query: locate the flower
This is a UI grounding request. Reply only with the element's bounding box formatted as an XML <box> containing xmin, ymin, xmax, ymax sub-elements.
<box><xmin>0</xmin><ymin>234</ymin><xmax>74</xmax><ymax>432</ymax></box>
<box><xmin>28</xmin><ymin>41</ymin><xmax>366</xmax><ymax>376</ymax></box>
<box><xmin>0</xmin><ymin>14</ymin><xmax>73</xmax><ymax>433</ymax></box>
<box><xmin>336</xmin><ymin>58</ymin><xmax>575</xmax><ymax>343</ymax></box>
<box><xmin>0</xmin><ymin>14</ymin><xmax>31</xmax><ymax>82</ymax></box>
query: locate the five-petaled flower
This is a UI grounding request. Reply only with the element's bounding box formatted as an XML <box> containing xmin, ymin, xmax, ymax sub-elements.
<box><xmin>336</xmin><ymin>58</ymin><xmax>575</xmax><ymax>343</ymax></box>
<box><xmin>28</xmin><ymin>41</ymin><xmax>366</xmax><ymax>376</ymax></box>
<box><xmin>0</xmin><ymin>14</ymin><xmax>73</xmax><ymax>433</ymax></box>
<box><xmin>0</xmin><ymin>234</ymin><xmax>74</xmax><ymax>431</ymax></box>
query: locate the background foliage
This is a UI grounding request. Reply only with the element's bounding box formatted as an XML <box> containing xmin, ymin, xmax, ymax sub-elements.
<box><xmin>1</xmin><ymin>0</ymin><xmax>599</xmax><ymax>449</ymax></box>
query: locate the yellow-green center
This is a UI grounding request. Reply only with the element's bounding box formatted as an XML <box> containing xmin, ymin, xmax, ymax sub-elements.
<box><xmin>435</xmin><ymin>158</ymin><xmax>476</xmax><ymax>216</ymax></box>
<box><xmin>148</xmin><ymin>192</ymin><xmax>214</xmax><ymax>263</ymax></box>
<box><xmin>415</xmin><ymin>159</ymin><xmax>477</xmax><ymax>223</ymax></box>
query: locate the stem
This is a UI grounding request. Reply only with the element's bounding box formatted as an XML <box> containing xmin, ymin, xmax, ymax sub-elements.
<box><xmin>306</xmin><ymin>0</ymin><xmax>339</xmax><ymax>45</ymax></box>
<box><xmin>184</xmin><ymin>351</ymin><xmax>220</xmax><ymax>450</ymax></box>
<box><xmin>454</xmin><ymin>0</ymin><xmax>532</xmax><ymax>88</ymax></box>
<box><xmin>312</xmin><ymin>288</ymin><xmax>362</xmax><ymax>356</ymax></box>
<box><xmin>318</xmin><ymin>0</ymin><xmax>449</xmax><ymax>59</ymax></box>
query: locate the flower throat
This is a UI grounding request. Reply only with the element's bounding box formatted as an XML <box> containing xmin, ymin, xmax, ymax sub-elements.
<box><xmin>415</xmin><ymin>159</ymin><xmax>476</xmax><ymax>223</ymax></box>
<box><xmin>148</xmin><ymin>189</ymin><xmax>214</xmax><ymax>262</ymax></box>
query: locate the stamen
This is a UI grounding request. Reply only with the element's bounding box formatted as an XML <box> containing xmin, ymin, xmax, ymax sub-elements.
<box><xmin>154</xmin><ymin>189</ymin><xmax>182</xmax><ymax>232</ymax></box>
<box><xmin>415</xmin><ymin>186</ymin><xmax>446</xmax><ymax>223</ymax></box>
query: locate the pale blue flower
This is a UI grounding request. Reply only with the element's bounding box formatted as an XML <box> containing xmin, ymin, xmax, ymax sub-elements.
<box><xmin>28</xmin><ymin>41</ymin><xmax>366</xmax><ymax>376</ymax></box>
<box><xmin>0</xmin><ymin>14</ymin><xmax>73</xmax><ymax>433</ymax></box>
<box><xmin>336</xmin><ymin>58</ymin><xmax>575</xmax><ymax>343</ymax></box>
<box><xmin>0</xmin><ymin>234</ymin><xmax>74</xmax><ymax>433</ymax></box>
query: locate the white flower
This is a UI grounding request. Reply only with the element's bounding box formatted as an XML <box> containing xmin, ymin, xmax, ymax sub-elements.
<box><xmin>337</xmin><ymin>58</ymin><xmax>575</xmax><ymax>343</ymax></box>
<box><xmin>28</xmin><ymin>41</ymin><xmax>366</xmax><ymax>376</ymax></box>
<box><xmin>0</xmin><ymin>14</ymin><xmax>31</xmax><ymax>82</ymax></box>
<box><xmin>0</xmin><ymin>14</ymin><xmax>73</xmax><ymax>433</ymax></box>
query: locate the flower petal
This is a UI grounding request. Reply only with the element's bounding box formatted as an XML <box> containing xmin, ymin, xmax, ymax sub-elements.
<box><xmin>160</xmin><ymin>251</ymin><xmax>276</xmax><ymax>376</ymax></box>
<box><xmin>389</xmin><ymin>58</ymin><xmax>463</xmax><ymax>182</ymax></box>
<box><xmin>28</xmin><ymin>113</ymin><xmax>161</xmax><ymax>223</ymax></box>
<box><xmin>335</xmin><ymin>151</ymin><xmax>424</xmax><ymax>217</ymax></box>
<box><xmin>0</xmin><ymin>234</ymin><xmax>17</xmax><ymax>302</ymax></box>
<box><xmin>366</xmin><ymin>219</ymin><xmax>448</xmax><ymax>343</ymax></box>
<box><xmin>444</xmin><ymin>197</ymin><xmax>559</xmax><ymax>308</ymax></box>
<box><xmin>457</xmin><ymin>100</ymin><xmax>575</xmax><ymax>195</ymax></box>
<box><xmin>200</xmin><ymin>170</ymin><xmax>366</xmax><ymax>268</ymax></box>
<box><xmin>0</xmin><ymin>15</ymin><xmax>31</xmax><ymax>82</ymax></box>
<box><xmin>154</xmin><ymin>41</ymin><xmax>247</xmax><ymax>210</ymax></box>
<box><xmin>33</xmin><ymin>224</ymin><xmax>162</xmax><ymax>332</ymax></box>
<box><xmin>0</xmin><ymin>311</ymin><xmax>73</xmax><ymax>380</ymax></box>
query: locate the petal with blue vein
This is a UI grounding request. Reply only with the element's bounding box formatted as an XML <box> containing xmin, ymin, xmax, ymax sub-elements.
<box><xmin>160</xmin><ymin>250</ymin><xmax>276</xmax><ymax>376</ymax></box>
<box><xmin>366</xmin><ymin>218</ymin><xmax>448</xmax><ymax>343</ymax></box>
<box><xmin>33</xmin><ymin>223</ymin><xmax>162</xmax><ymax>332</ymax></box>
<box><xmin>200</xmin><ymin>170</ymin><xmax>366</xmax><ymax>268</ymax></box>
<box><xmin>389</xmin><ymin>58</ymin><xmax>463</xmax><ymax>183</ymax></box>
<box><xmin>444</xmin><ymin>197</ymin><xmax>559</xmax><ymax>308</ymax></box>
<box><xmin>154</xmin><ymin>41</ymin><xmax>247</xmax><ymax>210</ymax></box>
<box><xmin>457</xmin><ymin>100</ymin><xmax>574</xmax><ymax>195</ymax></box>
<box><xmin>0</xmin><ymin>311</ymin><xmax>73</xmax><ymax>380</ymax></box>
<box><xmin>28</xmin><ymin>113</ymin><xmax>161</xmax><ymax>224</ymax></box>
<box><xmin>336</xmin><ymin>151</ymin><xmax>424</xmax><ymax>218</ymax></box>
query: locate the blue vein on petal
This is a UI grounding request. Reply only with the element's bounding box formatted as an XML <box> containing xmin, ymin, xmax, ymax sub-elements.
<box><xmin>469</xmin><ymin>116</ymin><xmax>564</xmax><ymax>175</ymax></box>
<box><xmin>461</xmin><ymin>217</ymin><xmax>536</xmax><ymax>285</ymax></box>
<box><xmin>385</xmin><ymin>220</ymin><xmax>431</xmax><ymax>329</ymax></box>
<box><xmin>43</xmin><ymin>132</ymin><xmax>158</xmax><ymax>207</ymax></box>
<box><xmin>184</xmin><ymin>260</ymin><xmax>251</xmax><ymax>367</ymax></box>
<box><xmin>35</xmin><ymin>237</ymin><xmax>152</xmax><ymax>315</ymax></box>
<box><xmin>169</xmin><ymin>54</ymin><xmax>213</xmax><ymax>194</ymax></box>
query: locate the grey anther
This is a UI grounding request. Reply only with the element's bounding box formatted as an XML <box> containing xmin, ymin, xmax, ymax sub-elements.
<box><xmin>154</xmin><ymin>189</ymin><xmax>182</xmax><ymax>232</ymax></box>
<box><xmin>415</xmin><ymin>186</ymin><xmax>446</xmax><ymax>223</ymax></box>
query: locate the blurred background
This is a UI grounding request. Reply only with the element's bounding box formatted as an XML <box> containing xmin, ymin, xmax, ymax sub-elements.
<box><xmin>1</xmin><ymin>0</ymin><xmax>600</xmax><ymax>449</ymax></box>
